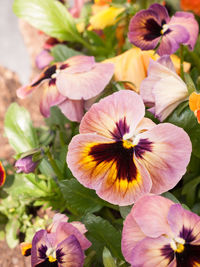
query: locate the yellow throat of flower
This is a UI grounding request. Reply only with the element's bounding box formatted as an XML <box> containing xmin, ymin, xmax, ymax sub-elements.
<box><xmin>48</xmin><ymin>255</ymin><xmax>57</xmax><ymax>262</ymax></box>
<box><xmin>170</xmin><ymin>237</ymin><xmax>185</xmax><ymax>253</ymax></box>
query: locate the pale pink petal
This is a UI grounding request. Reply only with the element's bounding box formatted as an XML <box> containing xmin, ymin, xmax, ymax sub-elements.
<box><xmin>168</xmin><ymin>204</ymin><xmax>200</xmax><ymax>244</ymax></box>
<box><xmin>70</xmin><ymin>222</ymin><xmax>87</xmax><ymax>235</ymax></box>
<box><xmin>69</xmin><ymin>0</ymin><xmax>84</xmax><ymax>18</ymax></box>
<box><xmin>56</xmin><ymin>63</ymin><xmax>114</xmax><ymax>100</ymax></box>
<box><xmin>55</xmin><ymin>222</ymin><xmax>91</xmax><ymax>251</ymax></box>
<box><xmin>64</xmin><ymin>55</ymin><xmax>95</xmax><ymax>73</ymax></box>
<box><xmin>152</xmin><ymin>75</ymin><xmax>188</xmax><ymax>121</ymax></box>
<box><xmin>80</xmin><ymin>90</ymin><xmax>145</xmax><ymax>140</ymax></box>
<box><xmin>58</xmin><ymin>99</ymin><xmax>84</xmax><ymax>122</ymax></box>
<box><xmin>170</xmin><ymin>12</ymin><xmax>199</xmax><ymax>50</ymax></box>
<box><xmin>56</xmin><ymin>235</ymin><xmax>84</xmax><ymax>267</ymax></box>
<box><xmin>130</xmin><ymin>236</ymin><xmax>175</xmax><ymax>267</ymax></box>
<box><xmin>35</xmin><ymin>50</ymin><xmax>53</xmax><ymax>69</ymax></box>
<box><xmin>47</xmin><ymin>213</ymin><xmax>69</xmax><ymax>233</ymax></box>
<box><xmin>157</xmin><ymin>55</ymin><xmax>176</xmax><ymax>72</ymax></box>
<box><xmin>136</xmin><ymin>123</ymin><xmax>192</xmax><ymax>194</ymax></box>
<box><xmin>132</xmin><ymin>195</ymin><xmax>173</xmax><ymax>238</ymax></box>
<box><xmin>39</xmin><ymin>81</ymin><xmax>66</xmax><ymax>117</ymax></box>
<box><xmin>17</xmin><ymin>75</ymin><xmax>44</xmax><ymax>99</ymax></box>
<box><xmin>134</xmin><ymin>117</ymin><xmax>156</xmax><ymax>135</ymax></box>
<box><xmin>122</xmin><ymin>207</ymin><xmax>146</xmax><ymax>263</ymax></box>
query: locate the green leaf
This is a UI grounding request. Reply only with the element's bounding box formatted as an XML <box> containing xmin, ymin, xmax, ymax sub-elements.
<box><xmin>5</xmin><ymin>219</ymin><xmax>20</xmax><ymax>248</ymax></box>
<box><xmin>162</xmin><ymin>192</ymin><xmax>180</xmax><ymax>203</ymax></box>
<box><xmin>4</xmin><ymin>103</ymin><xmax>38</xmax><ymax>153</ymax></box>
<box><xmin>13</xmin><ymin>0</ymin><xmax>80</xmax><ymax>42</ymax></box>
<box><xmin>103</xmin><ymin>247</ymin><xmax>117</xmax><ymax>267</ymax></box>
<box><xmin>51</xmin><ymin>44</ymin><xmax>82</xmax><ymax>62</ymax></box>
<box><xmin>119</xmin><ymin>205</ymin><xmax>133</xmax><ymax>219</ymax></box>
<box><xmin>59</xmin><ymin>179</ymin><xmax>106</xmax><ymax>215</ymax></box>
<box><xmin>83</xmin><ymin>214</ymin><xmax>124</xmax><ymax>261</ymax></box>
<box><xmin>182</xmin><ymin>176</ymin><xmax>200</xmax><ymax>207</ymax></box>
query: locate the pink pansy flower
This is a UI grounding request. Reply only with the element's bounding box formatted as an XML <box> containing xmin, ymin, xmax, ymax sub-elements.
<box><xmin>122</xmin><ymin>195</ymin><xmax>200</xmax><ymax>267</ymax></box>
<box><xmin>17</xmin><ymin>55</ymin><xmax>114</xmax><ymax>122</ymax></box>
<box><xmin>128</xmin><ymin>3</ymin><xmax>199</xmax><ymax>56</ymax></box>
<box><xmin>31</xmin><ymin>213</ymin><xmax>91</xmax><ymax>267</ymax></box>
<box><xmin>140</xmin><ymin>55</ymin><xmax>189</xmax><ymax>121</ymax></box>
<box><xmin>67</xmin><ymin>90</ymin><xmax>191</xmax><ymax>206</ymax></box>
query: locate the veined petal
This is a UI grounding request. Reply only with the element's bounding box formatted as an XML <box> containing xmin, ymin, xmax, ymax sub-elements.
<box><xmin>135</xmin><ymin>123</ymin><xmax>192</xmax><ymax>194</ymax></box>
<box><xmin>58</xmin><ymin>99</ymin><xmax>84</xmax><ymax>122</ymax></box>
<box><xmin>128</xmin><ymin>9</ymin><xmax>162</xmax><ymax>50</ymax></box>
<box><xmin>17</xmin><ymin>65</ymin><xmax>57</xmax><ymax>99</ymax></box>
<box><xmin>168</xmin><ymin>204</ymin><xmax>200</xmax><ymax>244</ymax></box>
<box><xmin>122</xmin><ymin>208</ymin><xmax>146</xmax><ymax>263</ymax></box>
<box><xmin>55</xmin><ymin>222</ymin><xmax>91</xmax><ymax>251</ymax></box>
<box><xmin>63</xmin><ymin>55</ymin><xmax>95</xmax><ymax>74</ymax></box>
<box><xmin>170</xmin><ymin>12</ymin><xmax>199</xmax><ymax>50</ymax></box>
<box><xmin>130</xmin><ymin>236</ymin><xmax>175</xmax><ymax>267</ymax></box>
<box><xmin>149</xmin><ymin>4</ymin><xmax>170</xmax><ymax>24</ymax></box>
<box><xmin>56</xmin><ymin>63</ymin><xmax>114</xmax><ymax>100</ymax></box>
<box><xmin>67</xmin><ymin>133</ymin><xmax>152</xmax><ymax>205</ymax></box>
<box><xmin>80</xmin><ymin>90</ymin><xmax>145</xmax><ymax>140</ymax></box>
<box><xmin>39</xmin><ymin>80</ymin><xmax>66</xmax><ymax>117</ymax></box>
<box><xmin>56</xmin><ymin>235</ymin><xmax>84</xmax><ymax>267</ymax></box>
<box><xmin>132</xmin><ymin>195</ymin><xmax>173</xmax><ymax>238</ymax></box>
<box><xmin>157</xmin><ymin>25</ymin><xmax>189</xmax><ymax>56</ymax></box>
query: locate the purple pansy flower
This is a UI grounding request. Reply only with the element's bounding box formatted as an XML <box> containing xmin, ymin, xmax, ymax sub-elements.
<box><xmin>122</xmin><ymin>195</ymin><xmax>200</xmax><ymax>267</ymax></box>
<box><xmin>31</xmin><ymin>214</ymin><xmax>91</xmax><ymax>267</ymax></box>
<box><xmin>128</xmin><ymin>3</ymin><xmax>199</xmax><ymax>56</ymax></box>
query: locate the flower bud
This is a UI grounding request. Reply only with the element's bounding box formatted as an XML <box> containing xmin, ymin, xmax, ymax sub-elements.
<box><xmin>15</xmin><ymin>155</ymin><xmax>39</xmax><ymax>174</ymax></box>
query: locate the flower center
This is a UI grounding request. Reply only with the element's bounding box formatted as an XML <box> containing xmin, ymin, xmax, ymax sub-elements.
<box><xmin>46</xmin><ymin>247</ymin><xmax>57</xmax><ymax>262</ymax></box>
<box><xmin>122</xmin><ymin>139</ymin><xmax>134</xmax><ymax>149</ymax></box>
<box><xmin>161</xmin><ymin>24</ymin><xmax>169</xmax><ymax>35</ymax></box>
<box><xmin>51</xmin><ymin>69</ymin><xmax>61</xmax><ymax>79</ymax></box>
<box><xmin>170</xmin><ymin>237</ymin><xmax>185</xmax><ymax>253</ymax></box>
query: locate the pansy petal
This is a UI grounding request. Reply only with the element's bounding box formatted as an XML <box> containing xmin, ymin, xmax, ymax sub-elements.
<box><xmin>31</xmin><ymin>230</ymin><xmax>49</xmax><ymax>267</ymax></box>
<box><xmin>157</xmin><ymin>25</ymin><xmax>189</xmax><ymax>56</ymax></box>
<box><xmin>67</xmin><ymin>133</ymin><xmax>152</xmax><ymax>205</ymax></box>
<box><xmin>168</xmin><ymin>204</ymin><xmax>200</xmax><ymax>244</ymax></box>
<box><xmin>0</xmin><ymin>161</ymin><xmax>6</xmax><ymax>187</ymax></box>
<box><xmin>63</xmin><ymin>55</ymin><xmax>95</xmax><ymax>73</ymax></box>
<box><xmin>47</xmin><ymin>214</ymin><xmax>69</xmax><ymax>233</ymax></box>
<box><xmin>170</xmin><ymin>12</ymin><xmax>199</xmax><ymax>50</ymax></box>
<box><xmin>149</xmin><ymin>4</ymin><xmax>170</xmax><ymax>23</ymax></box>
<box><xmin>130</xmin><ymin>236</ymin><xmax>175</xmax><ymax>267</ymax></box>
<box><xmin>132</xmin><ymin>195</ymin><xmax>173</xmax><ymax>238</ymax></box>
<box><xmin>122</xmin><ymin>209</ymin><xmax>146</xmax><ymax>263</ymax></box>
<box><xmin>152</xmin><ymin>75</ymin><xmax>188</xmax><ymax>121</ymax></box>
<box><xmin>80</xmin><ymin>90</ymin><xmax>145</xmax><ymax>140</ymax></box>
<box><xmin>56</xmin><ymin>63</ymin><xmax>114</xmax><ymax>100</ymax></box>
<box><xmin>55</xmin><ymin>222</ymin><xmax>91</xmax><ymax>251</ymax></box>
<box><xmin>128</xmin><ymin>9</ymin><xmax>161</xmax><ymax>50</ymax></box>
<box><xmin>189</xmin><ymin>92</ymin><xmax>200</xmax><ymax>112</ymax></box>
<box><xmin>17</xmin><ymin>65</ymin><xmax>57</xmax><ymax>98</ymax></box>
<box><xmin>39</xmin><ymin>80</ymin><xmax>66</xmax><ymax>117</ymax></box>
<box><xmin>135</xmin><ymin>123</ymin><xmax>192</xmax><ymax>194</ymax></box>
<box><xmin>56</xmin><ymin>235</ymin><xmax>84</xmax><ymax>267</ymax></box>
<box><xmin>58</xmin><ymin>99</ymin><xmax>84</xmax><ymax>122</ymax></box>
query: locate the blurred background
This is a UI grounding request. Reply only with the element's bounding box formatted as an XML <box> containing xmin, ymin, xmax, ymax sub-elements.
<box><xmin>0</xmin><ymin>0</ymin><xmax>30</xmax><ymax>84</ymax></box>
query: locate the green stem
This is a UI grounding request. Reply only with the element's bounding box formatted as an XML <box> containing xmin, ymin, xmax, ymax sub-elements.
<box><xmin>180</xmin><ymin>45</ymin><xmax>184</xmax><ymax>80</ymax></box>
<box><xmin>139</xmin><ymin>0</ymin><xmax>148</xmax><ymax>9</ymax></box>
<box><xmin>46</xmin><ymin>150</ymin><xmax>63</xmax><ymax>181</ymax></box>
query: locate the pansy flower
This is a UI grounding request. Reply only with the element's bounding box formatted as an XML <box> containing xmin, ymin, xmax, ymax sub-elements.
<box><xmin>67</xmin><ymin>90</ymin><xmax>191</xmax><ymax>205</ymax></box>
<box><xmin>140</xmin><ymin>55</ymin><xmax>189</xmax><ymax>121</ymax></box>
<box><xmin>128</xmin><ymin>3</ymin><xmax>199</xmax><ymax>56</ymax></box>
<box><xmin>122</xmin><ymin>195</ymin><xmax>200</xmax><ymax>266</ymax></box>
<box><xmin>189</xmin><ymin>92</ymin><xmax>200</xmax><ymax>123</ymax></box>
<box><xmin>17</xmin><ymin>55</ymin><xmax>114</xmax><ymax>122</ymax></box>
<box><xmin>0</xmin><ymin>161</ymin><xmax>6</xmax><ymax>187</ymax></box>
<box><xmin>31</xmin><ymin>213</ymin><xmax>91</xmax><ymax>267</ymax></box>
